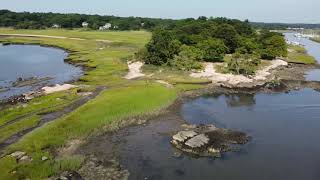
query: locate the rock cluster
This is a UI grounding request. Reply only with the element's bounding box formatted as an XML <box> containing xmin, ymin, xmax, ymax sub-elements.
<box><xmin>171</xmin><ymin>124</ymin><xmax>249</xmax><ymax>157</ymax></box>
<box><xmin>10</xmin><ymin>151</ymin><xmax>32</xmax><ymax>163</ymax></box>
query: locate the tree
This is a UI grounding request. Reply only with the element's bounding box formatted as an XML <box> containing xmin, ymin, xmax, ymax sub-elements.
<box><xmin>197</xmin><ymin>38</ymin><xmax>228</xmax><ymax>62</ymax></box>
<box><xmin>260</xmin><ymin>34</ymin><xmax>287</xmax><ymax>60</ymax></box>
<box><xmin>236</xmin><ymin>37</ymin><xmax>259</xmax><ymax>54</ymax></box>
<box><xmin>213</xmin><ymin>24</ymin><xmax>240</xmax><ymax>53</ymax></box>
<box><xmin>144</xmin><ymin>28</ymin><xmax>181</xmax><ymax>65</ymax></box>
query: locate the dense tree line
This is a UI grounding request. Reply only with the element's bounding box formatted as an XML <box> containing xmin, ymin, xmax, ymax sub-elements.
<box><xmin>1</xmin><ymin>10</ymin><xmax>319</xmax><ymax>31</ymax></box>
<box><xmin>0</xmin><ymin>9</ymin><xmax>176</xmax><ymax>30</ymax></box>
<box><xmin>136</xmin><ymin>18</ymin><xmax>288</xmax><ymax>75</ymax></box>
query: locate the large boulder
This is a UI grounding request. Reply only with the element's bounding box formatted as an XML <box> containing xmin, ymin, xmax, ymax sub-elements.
<box><xmin>171</xmin><ymin>124</ymin><xmax>249</xmax><ymax>157</ymax></box>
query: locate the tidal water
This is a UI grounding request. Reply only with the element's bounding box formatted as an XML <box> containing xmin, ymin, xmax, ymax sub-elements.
<box><xmin>285</xmin><ymin>32</ymin><xmax>320</xmax><ymax>81</ymax></box>
<box><xmin>82</xmin><ymin>89</ymin><xmax>320</xmax><ymax>180</ymax></box>
<box><xmin>0</xmin><ymin>44</ymin><xmax>82</xmax><ymax>100</ymax></box>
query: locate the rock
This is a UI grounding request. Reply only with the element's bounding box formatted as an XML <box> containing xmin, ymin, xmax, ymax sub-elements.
<box><xmin>172</xmin><ymin>151</ymin><xmax>182</xmax><ymax>158</ymax></box>
<box><xmin>10</xmin><ymin>151</ymin><xmax>26</xmax><ymax>159</ymax></box>
<box><xmin>19</xmin><ymin>155</ymin><xmax>32</xmax><ymax>163</ymax></box>
<box><xmin>171</xmin><ymin>124</ymin><xmax>249</xmax><ymax>157</ymax></box>
<box><xmin>42</xmin><ymin>156</ymin><xmax>49</xmax><ymax>161</ymax></box>
<box><xmin>185</xmin><ymin>134</ymin><xmax>209</xmax><ymax>148</ymax></box>
<box><xmin>172</xmin><ymin>131</ymin><xmax>198</xmax><ymax>142</ymax></box>
<box><xmin>77</xmin><ymin>92</ymin><xmax>93</xmax><ymax>96</ymax></box>
<box><xmin>50</xmin><ymin>171</ymin><xmax>84</xmax><ymax>180</ymax></box>
<box><xmin>208</xmin><ymin>147</ymin><xmax>220</xmax><ymax>154</ymax></box>
<box><xmin>181</xmin><ymin>124</ymin><xmax>197</xmax><ymax>129</ymax></box>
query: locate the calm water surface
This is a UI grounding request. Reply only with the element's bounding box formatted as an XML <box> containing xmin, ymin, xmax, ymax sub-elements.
<box><xmin>110</xmin><ymin>89</ymin><xmax>320</xmax><ymax>180</ymax></box>
<box><xmin>0</xmin><ymin>44</ymin><xmax>82</xmax><ymax>100</ymax></box>
<box><xmin>285</xmin><ymin>32</ymin><xmax>320</xmax><ymax>81</ymax></box>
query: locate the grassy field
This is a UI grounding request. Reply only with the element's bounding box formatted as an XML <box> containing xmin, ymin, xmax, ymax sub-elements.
<box><xmin>287</xmin><ymin>45</ymin><xmax>316</xmax><ymax>64</ymax></box>
<box><xmin>0</xmin><ymin>28</ymin><xmax>204</xmax><ymax>179</ymax></box>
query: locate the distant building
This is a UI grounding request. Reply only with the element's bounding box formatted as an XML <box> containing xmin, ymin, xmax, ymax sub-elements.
<box><xmin>99</xmin><ymin>23</ymin><xmax>112</xmax><ymax>31</ymax></box>
<box><xmin>82</xmin><ymin>22</ymin><xmax>89</xmax><ymax>28</ymax></box>
<box><xmin>52</xmin><ymin>24</ymin><xmax>60</xmax><ymax>28</ymax></box>
<box><xmin>287</xmin><ymin>27</ymin><xmax>305</xmax><ymax>30</ymax></box>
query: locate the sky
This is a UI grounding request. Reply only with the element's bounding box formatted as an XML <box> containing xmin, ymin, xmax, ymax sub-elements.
<box><xmin>1</xmin><ymin>0</ymin><xmax>319</xmax><ymax>23</ymax></box>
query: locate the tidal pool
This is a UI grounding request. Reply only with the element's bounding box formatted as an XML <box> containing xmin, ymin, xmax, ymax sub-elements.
<box><xmin>0</xmin><ymin>44</ymin><xmax>82</xmax><ymax>100</ymax></box>
<box><xmin>82</xmin><ymin>89</ymin><xmax>320</xmax><ymax>180</ymax></box>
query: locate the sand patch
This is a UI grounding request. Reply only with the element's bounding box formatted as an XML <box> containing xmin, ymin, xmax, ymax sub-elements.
<box><xmin>41</xmin><ymin>84</ymin><xmax>77</xmax><ymax>94</ymax></box>
<box><xmin>191</xmin><ymin>59</ymin><xmax>288</xmax><ymax>86</ymax></box>
<box><xmin>124</xmin><ymin>61</ymin><xmax>145</xmax><ymax>79</ymax></box>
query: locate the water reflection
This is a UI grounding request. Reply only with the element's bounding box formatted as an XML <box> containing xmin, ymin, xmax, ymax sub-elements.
<box><xmin>0</xmin><ymin>45</ymin><xmax>82</xmax><ymax>100</ymax></box>
<box><xmin>225</xmin><ymin>94</ymin><xmax>256</xmax><ymax>108</ymax></box>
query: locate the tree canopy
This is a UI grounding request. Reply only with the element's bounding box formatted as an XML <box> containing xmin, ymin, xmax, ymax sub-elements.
<box><xmin>135</xmin><ymin>18</ymin><xmax>287</xmax><ymax>74</ymax></box>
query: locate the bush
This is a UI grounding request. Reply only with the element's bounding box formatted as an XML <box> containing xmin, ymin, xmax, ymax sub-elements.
<box><xmin>168</xmin><ymin>45</ymin><xmax>203</xmax><ymax>71</ymax></box>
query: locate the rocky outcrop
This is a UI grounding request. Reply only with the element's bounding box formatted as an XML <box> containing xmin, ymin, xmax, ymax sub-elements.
<box><xmin>171</xmin><ymin>124</ymin><xmax>249</xmax><ymax>157</ymax></box>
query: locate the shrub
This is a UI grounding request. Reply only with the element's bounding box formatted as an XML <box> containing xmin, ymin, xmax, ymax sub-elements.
<box><xmin>225</xmin><ymin>53</ymin><xmax>261</xmax><ymax>75</ymax></box>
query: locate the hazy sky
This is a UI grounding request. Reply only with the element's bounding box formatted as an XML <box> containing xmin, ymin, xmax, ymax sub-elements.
<box><xmin>1</xmin><ymin>0</ymin><xmax>319</xmax><ymax>23</ymax></box>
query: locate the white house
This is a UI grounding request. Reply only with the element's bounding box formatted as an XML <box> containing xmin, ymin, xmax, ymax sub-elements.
<box><xmin>99</xmin><ymin>23</ymin><xmax>112</xmax><ymax>31</ymax></box>
<box><xmin>82</xmin><ymin>22</ymin><xmax>89</xmax><ymax>28</ymax></box>
<box><xmin>52</xmin><ymin>24</ymin><xmax>60</xmax><ymax>28</ymax></box>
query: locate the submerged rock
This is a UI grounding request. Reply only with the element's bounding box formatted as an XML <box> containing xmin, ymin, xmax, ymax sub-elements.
<box><xmin>171</xmin><ymin>124</ymin><xmax>249</xmax><ymax>157</ymax></box>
